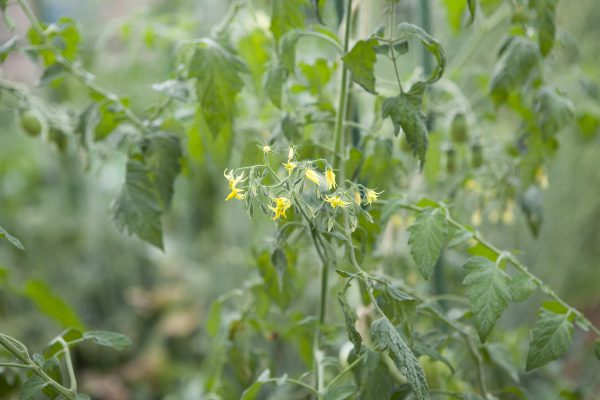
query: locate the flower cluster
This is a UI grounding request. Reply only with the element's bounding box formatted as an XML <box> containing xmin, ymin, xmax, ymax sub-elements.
<box><xmin>223</xmin><ymin>144</ymin><xmax>382</xmax><ymax>229</ymax></box>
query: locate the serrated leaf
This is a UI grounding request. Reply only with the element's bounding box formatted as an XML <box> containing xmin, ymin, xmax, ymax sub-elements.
<box><xmin>534</xmin><ymin>86</ymin><xmax>574</xmax><ymax>137</ymax></box>
<box><xmin>324</xmin><ymin>384</ymin><xmax>356</xmax><ymax>400</ymax></box>
<box><xmin>83</xmin><ymin>331</ymin><xmax>132</xmax><ymax>351</ymax></box>
<box><xmin>0</xmin><ymin>224</ymin><xmax>24</xmax><ymax>250</ymax></box>
<box><xmin>270</xmin><ymin>0</ymin><xmax>307</xmax><ymax>41</ymax></box>
<box><xmin>337</xmin><ymin>294</ymin><xmax>362</xmax><ymax>352</ymax></box>
<box><xmin>112</xmin><ymin>158</ymin><xmax>164</xmax><ymax>249</ymax></box>
<box><xmin>188</xmin><ymin>38</ymin><xmax>247</xmax><ymax>137</ymax></box>
<box><xmin>342</xmin><ymin>38</ymin><xmax>378</xmax><ymax>94</ymax></box>
<box><xmin>23</xmin><ymin>280</ymin><xmax>84</xmax><ymax>329</ymax></box>
<box><xmin>510</xmin><ymin>270</ymin><xmax>537</xmax><ymax>302</ymax></box>
<box><xmin>526</xmin><ymin>308</ymin><xmax>574</xmax><ymax>370</ymax></box>
<box><xmin>407</xmin><ymin>207</ymin><xmax>448</xmax><ymax>279</ymax></box>
<box><xmin>462</xmin><ymin>257</ymin><xmax>512</xmax><ymax>341</ymax></box>
<box><xmin>20</xmin><ymin>375</ymin><xmax>48</xmax><ymax>400</ymax></box>
<box><xmin>490</xmin><ymin>36</ymin><xmax>540</xmax><ymax>104</ymax></box>
<box><xmin>263</xmin><ymin>63</ymin><xmax>287</xmax><ymax>108</ymax></box>
<box><xmin>382</xmin><ymin>83</ymin><xmax>429</xmax><ymax>167</ymax></box>
<box><xmin>532</xmin><ymin>0</ymin><xmax>557</xmax><ymax>56</ymax></box>
<box><xmin>395</xmin><ymin>23</ymin><xmax>446</xmax><ymax>84</ymax></box>
<box><xmin>143</xmin><ymin>132</ymin><xmax>181</xmax><ymax>209</ymax></box>
<box><xmin>370</xmin><ymin>318</ymin><xmax>428</xmax><ymax>400</ymax></box>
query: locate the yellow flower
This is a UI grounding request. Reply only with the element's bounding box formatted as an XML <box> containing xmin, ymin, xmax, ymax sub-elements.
<box><xmin>354</xmin><ymin>191</ymin><xmax>362</xmax><ymax>205</ymax></box>
<box><xmin>365</xmin><ymin>189</ymin><xmax>381</xmax><ymax>205</ymax></box>
<box><xmin>262</xmin><ymin>144</ymin><xmax>272</xmax><ymax>154</ymax></box>
<box><xmin>224</xmin><ymin>169</ymin><xmax>245</xmax><ymax>190</ymax></box>
<box><xmin>282</xmin><ymin>161</ymin><xmax>297</xmax><ymax>175</ymax></box>
<box><xmin>287</xmin><ymin>146</ymin><xmax>295</xmax><ymax>160</ymax></box>
<box><xmin>269</xmin><ymin>197</ymin><xmax>292</xmax><ymax>221</ymax></box>
<box><xmin>325</xmin><ymin>169</ymin><xmax>336</xmax><ymax>190</ymax></box>
<box><xmin>225</xmin><ymin>187</ymin><xmax>246</xmax><ymax>201</ymax></box>
<box><xmin>305</xmin><ymin>169</ymin><xmax>321</xmax><ymax>185</ymax></box>
<box><xmin>324</xmin><ymin>195</ymin><xmax>350</xmax><ymax>209</ymax></box>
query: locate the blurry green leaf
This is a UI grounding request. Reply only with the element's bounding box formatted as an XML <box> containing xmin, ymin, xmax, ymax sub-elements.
<box><xmin>490</xmin><ymin>36</ymin><xmax>539</xmax><ymax>104</ymax></box>
<box><xmin>263</xmin><ymin>63</ymin><xmax>287</xmax><ymax>108</ymax></box>
<box><xmin>342</xmin><ymin>38</ymin><xmax>378</xmax><ymax>94</ymax></box>
<box><xmin>534</xmin><ymin>87</ymin><xmax>574</xmax><ymax>137</ymax></box>
<box><xmin>485</xmin><ymin>342</ymin><xmax>519</xmax><ymax>382</ymax></box>
<box><xmin>53</xmin><ymin>17</ymin><xmax>81</xmax><ymax>62</ymax></box>
<box><xmin>151</xmin><ymin>79</ymin><xmax>190</xmax><ymax>102</ymax></box>
<box><xmin>23</xmin><ymin>280</ymin><xmax>84</xmax><ymax>330</ymax></box>
<box><xmin>337</xmin><ymin>294</ymin><xmax>362</xmax><ymax>352</ymax></box>
<box><xmin>594</xmin><ymin>340</ymin><xmax>600</xmax><ymax>361</ymax></box>
<box><xmin>280</xmin><ymin>114</ymin><xmax>301</xmax><ymax>142</ymax></box>
<box><xmin>407</xmin><ymin>207</ymin><xmax>448</xmax><ymax>279</ymax></box>
<box><xmin>412</xmin><ymin>338</ymin><xmax>455</xmax><ymax>373</ymax></box>
<box><xmin>467</xmin><ymin>0</ymin><xmax>476</xmax><ymax>24</ymax></box>
<box><xmin>144</xmin><ymin>132</ymin><xmax>182</xmax><ymax>209</ymax></box>
<box><xmin>43</xmin><ymin>328</ymin><xmax>84</xmax><ymax>359</ymax></box>
<box><xmin>353</xmin><ymin>350</ymin><xmax>393</xmax><ymax>400</ymax></box>
<box><xmin>526</xmin><ymin>307</ymin><xmax>574</xmax><ymax>370</ymax></box>
<box><xmin>324</xmin><ymin>384</ymin><xmax>356</xmax><ymax>400</ymax></box>
<box><xmin>442</xmin><ymin>0</ymin><xmax>466</xmax><ymax>33</ymax></box>
<box><xmin>241</xmin><ymin>369</ymin><xmax>270</xmax><ymax>400</ymax></box>
<box><xmin>0</xmin><ymin>36</ymin><xmax>17</xmax><ymax>63</ymax></box>
<box><xmin>76</xmin><ymin>394</ymin><xmax>91</xmax><ymax>400</ymax></box>
<box><xmin>370</xmin><ymin>318</ymin><xmax>428</xmax><ymax>400</ymax></box>
<box><xmin>188</xmin><ymin>38</ymin><xmax>247</xmax><ymax>137</ymax></box>
<box><xmin>280</xmin><ymin>30</ymin><xmax>300</xmax><ymax>73</ymax></box>
<box><xmin>382</xmin><ymin>83</ymin><xmax>428</xmax><ymax>167</ymax></box>
<box><xmin>20</xmin><ymin>375</ymin><xmax>48</xmax><ymax>400</ymax></box>
<box><xmin>206</xmin><ymin>299</ymin><xmax>222</xmax><ymax>337</ymax></box>
<box><xmin>0</xmin><ymin>224</ymin><xmax>24</xmax><ymax>250</ymax></box>
<box><xmin>270</xmin><ymin>0</ymin><xmax>307</xmax><ymax>41</ymax></box>
<box><xmin>463</xmin><ymin>257</ymin><xmax>512</xmax><ymax>342</ymax></box>
<box><xmin>531</xmin><ymin>0</ymin><xmax>557</xmax><ymax>56</ymax></box>
<box><xmin>520</xmin><ymin>186</ymin><xmax>543</xmax><ymax>237</ymax></box>
<box><xmin>510</xmin><ymin>270</ymin><xmax>537</xmax><ymax>302</ymax></box>
<box><xmin>238</xmin><ymin>29</ymin><xmax>270</xmax><ymax>89</ymax></box>
<box><xmin>93</xmin><ymin>100</ymin><xmax>126</xmax><ymax>141</ymax></box>
<box><xmin>83</xmin><ymin>331</ymin><xmax>132</xmax><ymax>351</ymax></box>
<box><xmin>113</xmin><ymin>158</ymin><xmax>164</xmax><ymax>249</ymax></box>
<box><xmin>396</xmin><ymin>23</ymin><xmax>445</xmax><ymax>84</ymax></box>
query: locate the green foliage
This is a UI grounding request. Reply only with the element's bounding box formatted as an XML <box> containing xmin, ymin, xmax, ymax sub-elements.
<box><xmin>370</xmin><ymin>318</ymin><xmax>428</xmax><ymax>400</ymax></box>
<box><xmin>23</xmin><ymin>280</ymin><xmax>84</xmax><ymax>330</ymax></box>
<box><xmin>531</xmin><ymin>0</ymin><xmax>558</xmax><ymax>56</ymax></box>
<box><xmin>463</xmin><ymin>257</ymin><xmax>512</xmax><ymax>342</ymax></box>
<box><xmin>526</xmin><ymin>306</ymin><xmax>574</xmax><ymax>370</ymax></box>
<box><xmin>395</xmin><ymin>23</ymin><xmax>446</xmax><ymax>84</ymax></box>
<box><xmin>342</xmin><ymin>38</ymin><xmax>378</xmax><ymax>94</ymax></box>
<box><xmin>407</xmin><ymin>207</ymin><xmax>448</xmax><ymax>279</ymax></box>
<box><xmin>0</xmin><ymin>224</ymin><xmax>24</xmax><ymax>250</ymax></box>
<box><xmin>270</xmin><ymin>0</ymin><xmax>307</xmax><ymax>41</ymax></box>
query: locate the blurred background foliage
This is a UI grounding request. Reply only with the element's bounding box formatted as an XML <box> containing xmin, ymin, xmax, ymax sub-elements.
<box><xmin>0</xmin><ymin>0</ymin><xmax>599</xmax><ymax>399</ymax></box>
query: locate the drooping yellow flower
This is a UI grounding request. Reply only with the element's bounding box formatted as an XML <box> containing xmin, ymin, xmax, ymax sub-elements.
<box><xmin>305</xmin><ymin>169</ymin><xmax>321</xmax><ymax>185</ymax></box>
<box><xmin>287</xmin><ymin>146</ymin><xmax>295</xmax><ymax>160</ymax></box>
<box><xmin>325</xmin><ymin>169</ymin><xmax>336</xmax><ymax>190</ymax></box>
<box><xmin>365</xmin><ymin>189</ymin><xmax>381</xmax><ymax>205</ymax></box>
<box><xmin>324</xmin><ymin>195</ymin><xmax>350</xmax><ymax>209</ymax></box>
<box><xmin>269</xmin><ymin>197</ymin><xmax>292</xmax><ymax>221</ymax></box>
<box><xmin>354</xmin><ymin>191</ymin><xmax>362</xmax><ymax>205</ymax></box>
<box><xmin>224</xmin><ymin>169</ymin><xmax>245</xmax><ymax>190</ymax></box>
<box><xmin>282</xmin><ymin>161</ymin><xmax>297</xmax><ymax>175</ymax></box>
<box><xmin>225</xmin><ymin>187</ymin><xmax>246</xmax><ymax>201</ymax></box>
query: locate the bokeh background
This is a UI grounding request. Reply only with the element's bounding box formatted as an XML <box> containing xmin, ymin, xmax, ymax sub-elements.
<box><xmin>0</xmin><ymin>0</ymin><xmax>599</xmax><ymax>398</ymax></box>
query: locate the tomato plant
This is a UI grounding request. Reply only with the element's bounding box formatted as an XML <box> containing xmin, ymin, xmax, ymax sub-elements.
<box><xmin>0</xmin><ymin>0</ymin><xmax>599</xmax><ymax>399</ymax></box>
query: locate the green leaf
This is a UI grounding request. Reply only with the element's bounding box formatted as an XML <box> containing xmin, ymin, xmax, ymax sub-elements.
<box><xmin>395</xmin><ymin>23</ymin><xmax>446</xmax><ymax>84</ymax></box>
<box><xmin>467</xmin><ymin>0</ymin><xmax>476</xmax><ymax>24</ymax></box>
<box><xmin>526</xmin><ymin>307</ymin><xmax>574</xmax><ymax>371</ymax></box>
<box><xmin>490</xmin><ymin>36</ymin><xmax>540</xmax><ymax>104</ymax></box>
<box><xmin>43</xmin><ymin>328</ymin><xmax>84</xmax><ymax>359</ymax></box>
<box><xmin>534</xmin><ymin>87</ymin><xmax>574</xmax><ymax>137</ymax></box>
<box><xmin>353</xmin><ymin>350</ymin><xmax>393</xmax><ymax>400</ymax></box>
<box><xmin>510</xmin><ymin>270</ymin><xmax>537</xmax><ymax>302</ymax></box>
<box><xmin>270</xmin><ymin>0</ymin><xmax>307</xmax><ymax>41</ymax></box>
<box><xmin>206</xmin><ymin>299</ymin><xmax>222</xmax><ymax>336</ymax></box>
<box><xmin>263</xmin><ymin>63</ymin><xmax>287</xmax><ymax>108</ymax></box>
<box><xmin>382</xmin><ymin>83</ymin><xmax>429</xmax><ymax>167</ymax></box>
<box><xmin>342</xmin><ymin>38</ymin><xmax>378</xmax><ymax>94</ymax></box>
<box><xmin>337</xmin><ymin>294</ymin><xmax>362</xmax><ymax>352</ymax></box>
<box><xmin>112</xmin><ymin>158</ymin><xmax>164</xmax><ymax>249</ymax></box>
<box><xmin>407</xmin><ymin>207</ymin><xmax>448</xmax><ymax>279</ymax></box>
<box><xmin>531</xmin><ymin>0</ymin><xmax>558</xmax><ymax>56</ymax></box>
<box><xmin>0</xmin><ymin>224</ymin><xmax>24</xmax><ymax>250</ymax></box>
<box><xmin>485</xmin><ymin>342</ymin><xmax>519</xmax><ymax>382</ymax></box>
<box><xmin>594</xmin><ymin>340</ymin><xmax>600</xmax><ymax>361</ymax></box>
<box><xmin>83</xmin><ymin>331</ymin><xmax>132</xmax><ymax>351</ymax></box>
<box><xmin>93</xmin><ymin>100</ymin><xmax>127</xmax><ymax>141</ymax></box>
<box><xmin>143</xmin><ymin>132</ymin><xmax>182</xmax><ymax>209</ymax></box>
<box><xmin>76</xmin><ymin>394</ymin><xmax>91</xmax><ymax>400</ymax></box>
<box><xmin>462</xmin><ymin>257</ymin><xmax>512</xmax><ymax>342</ymax></box>
<box><xmin>188</xmin><ymin>38</ymin><xmax>247</xmax><ymax>137</ymax></box>
<box><xmin>370</xmin><ymin>318</ymin><xmax>429</xmax><ymax>400</ymax></box>
<box><xmin>241</xmin><ymin>369</ymin><xmax>270</xmax><ymax>400</ymax></box>
<box><xmin>23</xmin><ymin>280</ymin><xmax>84</xmax><ymax>329</ymax></box>
<box><xmin>0</xmin><ymin>36</ymin><xmax>17</xmax><ymax>63</ymax></box>
<box><xmin>280</xmin><ymin>30</ymin><xmax>300</xmax><ymax>73</ymax></box>
<box><xmin>324</xmin><ymin>384</ymin><xmax>357</xmax><ymax>400</ymax></box>
<box><xmin>20</xmin><ymin>375</ymin><xmax>48</xmax><ymax>400</ymax></box>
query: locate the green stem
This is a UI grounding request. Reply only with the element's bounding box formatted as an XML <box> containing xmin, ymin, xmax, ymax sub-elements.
<box><xmin>332</xmin><ymin>0</ymin><xmax>353</xmax><ymax>173</ymax></box>
<box><xmin>262</xmin><ymin>377</ymin><xmax>319</xmax><ymax>395</ymax></box>
<box><xmin>324</xmin><ymin>352</ymin><xmax>367</xmax><ymax>390</ymax></box>
<box><xmin>387</xmin><ymin>1</ymin><xmax>404</xmax><ymax>92</ymax></box>
<box><xmin>298</xmin><ymin>31</ymin><xmax>343</xmax><ymax>53</ymax></box>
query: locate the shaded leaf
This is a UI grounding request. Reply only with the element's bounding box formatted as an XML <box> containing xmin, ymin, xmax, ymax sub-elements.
<box><xmin>353</xmin><ymin>350</ymin><xmax>393</xmax><ymax>400</ymax></box>
<box><xmin>407</xmin><ymin>207</ymin><xmax>448</xmax><ymax>279</ymax></box>
<box><xmin>270</xmin><ymin>0</ymin><xmax>307</xmax><ymax>41</ymax></box>
<box><xmin>526</xmin><ymin>307</ymin><xmax>574</xmax><ymax>370</ymax></box>
<box><xmin>534</xmin><ymin>86</ymin><xmax>574</xmax><ymax>137</ymax></box>
<box><xmin>241</xmin><ymin>369</ymin><xmax>270</xmax><ymax>400</ymax></box>
<box><xmin>337</xmin><ymin>294</ymin><xmax>362</xmax><ymax>352</ymax></box>
<box><xmin>463</xmin><ymin>257</ymin><xmax>512</xmax><ymax>341</ymax></box>
<box><xmin>20</xmin><ymin>375</ymin><xmax>48</xmax><ymax>400</ymax></box>
<box><xmin>83</xmin><ymin>331</ymin><xmax>132</xmax><ymax>351</ymax></box>
<box><xmin>531</xmin><ymin>0</ymin><xmax>558</xmax><ymax>56</ymax></box>
<box><xmin>510</xmin><ymin>270</ymin><xmax>537</xmax><ymax>302</ymax></box>
<box><xmin>342</xmin><ymin>38</ymin><xmax>378</xmax><ymax>94</ymax></box>
<box><xmin>396</xmin><ymin>23</ymin><xmax>446</xmax><ymax>84</ymax></box>
<box><xmin>485</xmin><ymin>342</ymin><xmax>520</xmax><ymax>382</ymax></box>
<box><xmin>370</xmin><ymin>318</ymin><xmax>428</xmax><ymax>400</ymax></box>
<box><xmin>0</xmin><ymin>224</ymin><xmax>24</xmax><ymax>250</ymax></box>
<box><xmin>23</xmin><ymin>280</ymin><xmax>84</xmax><ymax>329</ymax></box>
<box><xmin>263</xmin><ymin>63</ymin><xmax>287</xmax><ymax>108</ymax></box>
